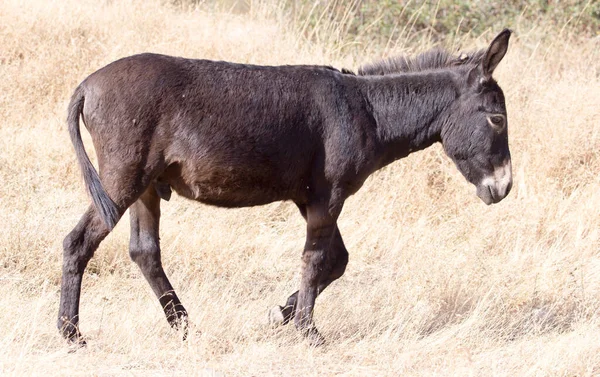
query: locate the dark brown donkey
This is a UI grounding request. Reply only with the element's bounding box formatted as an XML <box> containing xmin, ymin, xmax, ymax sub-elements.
<box><xmin>59</xmin><ymin>30</ymin><xmax>513</xmax><ymax>345</ymax></box>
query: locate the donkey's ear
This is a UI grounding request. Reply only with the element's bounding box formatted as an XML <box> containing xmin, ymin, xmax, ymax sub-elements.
<box><xmin>481</xmin><ymin>29</ymin><xmax>511</xmax><ymax>78</ymax></box>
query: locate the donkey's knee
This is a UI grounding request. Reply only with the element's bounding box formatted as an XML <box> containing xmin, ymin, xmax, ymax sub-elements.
<box><xmin>329</xmin><ymin>247</ymin><xmax>349</xmax><ymax>281</ymax></box>
<box><xmin>128</xmin><ymin>186</ymin><xmax>162</xmax><ymax>270</ymax></box>
<box><xmin>129</xmin><ymin>239</ymin><xmax>161</xmax><ymax>272</ymax></box>
<box><xmin>62</xmin><ymin>230</ymin><xmax>90</xmax><ymax>271</ymax></box>
<box><xmin>62</xmin><ymin>210</ymin><xmax>107</xmax><ymax>273</ymax></box>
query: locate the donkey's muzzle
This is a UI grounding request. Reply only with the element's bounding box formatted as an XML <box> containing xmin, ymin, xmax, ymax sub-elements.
<box><xmin>476</xmin><ymin>159</ymin><xmax>513</xmax><ymax>205</ymax></box>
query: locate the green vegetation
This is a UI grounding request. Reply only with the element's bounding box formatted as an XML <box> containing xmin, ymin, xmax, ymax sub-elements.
<box><xmin>289</xmin><ymin>0</ymin><xmax>599</xmax><ymax>46</ymax></box>
<box><xmin>193</xmin><ymin>0</ymin><xmax>599</xmax><ymax>52</ymax></box>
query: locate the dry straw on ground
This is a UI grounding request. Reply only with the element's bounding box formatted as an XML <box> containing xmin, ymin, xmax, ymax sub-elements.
<box><xmin>1</xmin><ymin>0</ymin><xmax>599</xmax><ymax>375</ymax></box>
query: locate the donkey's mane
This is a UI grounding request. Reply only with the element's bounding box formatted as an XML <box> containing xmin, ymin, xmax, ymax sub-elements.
<box><xmin>356</xmin><ymin>48</ymin><xmax>486</xmax><ymax>76</ymax></box>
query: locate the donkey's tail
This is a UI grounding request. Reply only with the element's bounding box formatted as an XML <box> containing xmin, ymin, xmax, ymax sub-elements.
<box><xmin>67</xmin><ymin>86</ymin><xmax>119</xmax><ymax>230</ymax></box>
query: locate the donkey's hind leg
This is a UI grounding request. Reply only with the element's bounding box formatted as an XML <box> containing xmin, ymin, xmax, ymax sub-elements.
<box><xmin>58</xmin><ymin>204</ymin><xmax>112</xmax><ymax>343</ymax></box>
<box><xmin>58</xmin><ymin>162</ymin><xmax>158</xmax><ymax>343</ymax></box>
<box><xmin>129</xmin><ymin>185</ymin><xmax>188</xmax><ymax>333</ymax></box>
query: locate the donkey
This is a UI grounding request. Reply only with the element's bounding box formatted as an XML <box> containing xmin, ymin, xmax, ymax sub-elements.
<box><xmin>59</xmin><ymin>29</ymin><xmax>513</xmax><ymax>346</ymax></box>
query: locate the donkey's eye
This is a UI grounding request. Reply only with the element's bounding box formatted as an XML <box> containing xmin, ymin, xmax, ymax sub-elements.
<box><xmin>487</xmin><ymin>114</ymin><xmax>506</xmax><ymax>131</ymax></box>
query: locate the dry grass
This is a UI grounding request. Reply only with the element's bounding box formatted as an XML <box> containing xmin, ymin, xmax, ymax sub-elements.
<box><xmin>1</xmin><ymin>0</ymin><xmax>600</xmax><ymax>375</ymax></box>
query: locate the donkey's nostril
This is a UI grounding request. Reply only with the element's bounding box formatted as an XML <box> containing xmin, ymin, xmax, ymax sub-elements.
<box><xmin>487</xmin><ymin>185</ymin><xmax>496</xmax><ymax>202</ymax></box>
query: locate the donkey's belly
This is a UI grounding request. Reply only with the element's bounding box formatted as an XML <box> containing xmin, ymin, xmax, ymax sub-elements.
<box><xmin>171</xmin><ymin>179</ymin><xmax>292</xmax><ymax>207</ymax></box>
<box><xmin>160</xmin><ymin>162</ymin><xmax>305</xmax><ymax>207</ymax></box>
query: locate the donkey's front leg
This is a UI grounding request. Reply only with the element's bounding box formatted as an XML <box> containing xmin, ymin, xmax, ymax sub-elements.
<box><xmin>294</xmin><ymin>201</ymin><xmax>340</xmax><ymax>346</ymax></box>
<box><xmin>269</xmin><ymin>226</ymin><xmax>348</xmax><ymax>326</ymax></box>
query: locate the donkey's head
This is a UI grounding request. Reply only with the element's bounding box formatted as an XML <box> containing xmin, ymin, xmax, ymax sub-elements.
<box><xmin>441</xmin><ymin>29</ymin><xmax>512</xmax><ymax>205</ymax></box>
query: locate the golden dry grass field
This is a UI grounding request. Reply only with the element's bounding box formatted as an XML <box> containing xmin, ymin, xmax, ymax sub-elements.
<box><xmin>1</xmin><ymin>0</ymin><xmax>600</xmax><ymax>375</ymax></box>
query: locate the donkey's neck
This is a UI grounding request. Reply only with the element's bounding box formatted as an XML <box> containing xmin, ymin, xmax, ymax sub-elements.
<box><xmin>361</xmin><ymin>71</ymin><xmax>458</xmax><ymax>167</ymax></box>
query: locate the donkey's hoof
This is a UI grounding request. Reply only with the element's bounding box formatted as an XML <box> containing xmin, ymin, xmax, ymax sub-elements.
<box><xmin>178</xmin><ymin>320</ymin><xmax>190</xmax><ymax>341</ymax></box>
<box><xmin>268</xmin><ymin>305</ymin><xmax>286</xmax><ymax>327</ymax></box>
<box><xmin>170</xmin><ymin>316</ymin><xmax>189</xmax><ymax>340</ymax></box>
<box><xmin>67</xmin><ymin>337</ymin><xmax>87</xmax><ymax>352</ymax></box>
<box><xmin>58</xmin><ymin>320</ymin><xmax>86</xmax><ymax>346</ymax></box>
<box><xmin>166</xmin><ymin>306</ymin><xmax>189</xmax><ymax>340</ymax></box>
<box><xmin>304</xmin><ymin>328</ymin><xmax>326</xmax><ymax>347</ymax></box>
<box><xmin>64</xmin><ymin>332</ymin><xmax>87</xmax><ymax>349</ymax></box>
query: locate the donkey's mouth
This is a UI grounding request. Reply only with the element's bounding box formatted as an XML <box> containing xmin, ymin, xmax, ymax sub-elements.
<box><xmin>475</xmin><ymin>160</ymin><xmax>513</xmax><ymax>205</ymax></box>
<box><xmin>476</xmin><ymin>178</ymin><xmax>512</xmax><ymax>205</ymax></box>
<box><xmin>476</xmin><ymin>184</ymin><xmax>498</xmax><ymax>205</ymax></box>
